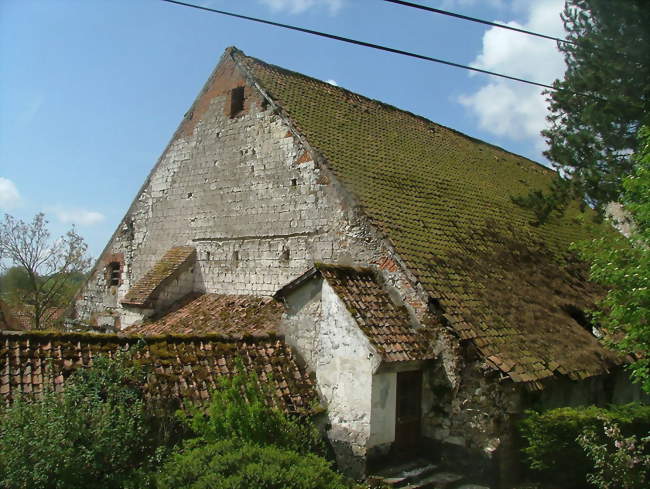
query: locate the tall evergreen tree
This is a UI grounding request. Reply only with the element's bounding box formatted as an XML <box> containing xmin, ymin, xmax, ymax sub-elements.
<box><xmin>521</xmin><ymin>0</ymin><xmax>650</xmax><ymax>222</ymax></box>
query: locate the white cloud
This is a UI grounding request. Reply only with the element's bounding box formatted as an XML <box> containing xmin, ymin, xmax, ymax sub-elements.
<box><xmin>458</xmin><ymin>0</ymin><xmax>566</xmax><ymax>153</ymax></box>
<box><xmin>258</xmin><ymin>0</ymin><xmax>343</xmax><ymax>15</ymax></box>
<box><xmin>0</xmin><ymin>178</ymin><xmax>22</xmax><ymax>210</ymax></box>
<box><xmin>325</xmin><ymin>79</ymin><xmax>338</xmax><ymax>86</ymax></box>
<box><xmin>48</xmin><ymin>206</ymin><xmax>105</xmax><ymax>226</ymax></box>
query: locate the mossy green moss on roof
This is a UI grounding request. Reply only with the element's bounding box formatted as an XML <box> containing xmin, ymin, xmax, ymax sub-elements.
<box><xmin>233</xmin><ymin>48</ymin><xmax>622</xmax><ymax>387</ymax></box>
<box><xmin>316</xmin><ymin>264</ymin><xmax>434</xmax><ymax>362</ymax></box>
<box><xmin>122</xmin><ymin>246</ymin><xmax>196</xmax><ymax>307</ymax></box>
<box><xmin>122</xmin><ymin>293</ymin><xmax>284</xmax><ymax>336</ymax></box>
<box><xmin>1</xmin><ymin>330</ymin><xmax>316</xmax><ymax>413</ymax></box>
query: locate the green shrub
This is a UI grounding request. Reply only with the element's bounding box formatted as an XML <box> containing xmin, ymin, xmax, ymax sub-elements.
<box><xmin>578</xmin><ymin>422</ymin><xmax>650</xmax><ymax>489</ymax></box>
<box><xmin>519</xmin><ymin>403</ymin><xmax>650</xmax><ymax>488</ymax></box>
<box><xmin>156</xmin><ymin>362</ymin><xmax>348</xmax><ymax>489</ymax></box>
<box><xmin>0</xmin><ymin>352</ymin><xmax>162</xmax><ymax>489</ymax></box>
<box><xmin>156</xmin><ymin>438</ymin><xmax>350</xmax><ymax>489</ymax></box>
<box><xmin>180</xmin><ymin>360</ymin><xmax>324</xmax><ymax>455</ymax></box>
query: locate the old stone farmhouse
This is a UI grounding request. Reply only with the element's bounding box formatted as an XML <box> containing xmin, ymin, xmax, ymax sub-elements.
<box><xmin>6</xmin><ymin>46</ymin><xmax>644</xmax><ymax>483</ymax></box>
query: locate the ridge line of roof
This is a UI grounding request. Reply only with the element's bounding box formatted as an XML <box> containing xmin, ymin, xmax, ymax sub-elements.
<box><xmin>230</xmin><ymin>46</ymin><xmax>555</xmax><ymax>175</ymax></box>
<box><xmin>0</xmin><ymin>329</ymin><xmax>285</xmax><ymax>343</ymax></box>
<box><xmin>314</xmin><ymin>262</ymin><xmax>374</xmax><ymax>274</ymax></box>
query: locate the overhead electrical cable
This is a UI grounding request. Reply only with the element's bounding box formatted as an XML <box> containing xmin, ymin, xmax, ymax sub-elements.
<box><xmin>159</xmin><ymin>0</ymin><xmax>558</xmax><ymax>90</ymax></box>
<box><xmin>381</xmin><ymin>0</ymin><xmax>575</xmax><ymax>45</ymax></box>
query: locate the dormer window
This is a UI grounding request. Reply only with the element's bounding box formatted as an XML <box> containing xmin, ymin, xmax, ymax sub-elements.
<box><xmin>229</xmin><ymin>86</ymin><xmax>245</xmax><ymax>118</ymax></box>
<box><xmin>106</xmin><ymin>262</ymin><xmax>121</xmax><ymax>286</ymax></box>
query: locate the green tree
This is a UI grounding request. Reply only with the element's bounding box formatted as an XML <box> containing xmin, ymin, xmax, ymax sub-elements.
<box><xmin>574</xmin><ymin>127</ymin><xmax>650</xmax><ymax>392</ymax></box>
<box><xmin>0</xmin><ymin>266</ymin><xmax>31</xmax><ymax>298</ymax></box>
<box><xmin>519</xmin><ymin>0</ymin><xmax>650</xmax><ymax>222</ymax></box>
<box><xmin>0</xmin><ymin>213</ymin><xmax>91</xmax><ymax>329</ymax></box>
<box><xmin>0</xmin><ymin>352</ymin><xmax>160</xmax><ymax>489</ymax></box>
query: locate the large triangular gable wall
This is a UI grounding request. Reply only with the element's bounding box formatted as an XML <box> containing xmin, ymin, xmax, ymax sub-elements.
<box><xmin>74</xmin><ymin>48</ymin><xmax>421</xmax><ymax>331</ymax></box>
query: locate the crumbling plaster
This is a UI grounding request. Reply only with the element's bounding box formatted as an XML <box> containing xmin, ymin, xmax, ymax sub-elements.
<box><xmin>282</xmin><ymin>276</ymin><xmax>409</xmax><ymax>476</ymax></box>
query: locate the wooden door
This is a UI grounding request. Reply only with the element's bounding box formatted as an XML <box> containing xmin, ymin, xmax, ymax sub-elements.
<box><xmin>394</xmin><ymin>370</ymin><xmax>422</xmax><ymax>452</ymax></box>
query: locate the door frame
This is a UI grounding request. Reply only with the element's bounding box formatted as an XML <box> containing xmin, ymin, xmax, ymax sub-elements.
<box><xmin>394</xmin><ymin>369</ymin><xmax>422</xmax><ymax>452</ymax></box>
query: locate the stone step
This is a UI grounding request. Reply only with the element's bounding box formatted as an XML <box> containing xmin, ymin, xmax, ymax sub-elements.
<box><xmin>368</xmin><ymin>460</ymin><xmax>439</xmax><ymax>488</ymax></box>
<box><xmin>454</xmin><ymin>484</ymin><xmax>491</xmax><ymax>489</ymax></box>
<box><xmin>401</xmin><ymin>471</ymin><xmax>464</xmax><ymax>489</ymax></box>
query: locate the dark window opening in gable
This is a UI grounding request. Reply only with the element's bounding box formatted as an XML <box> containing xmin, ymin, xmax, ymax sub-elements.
<box><xmin>230</xmin><ymin>86</ymin><xmax>245</xmax><ymax>118</ymax></box>
<box><xmin>562</xmin><ymin>304</ymin><xmax>595</xmax><ymax>335</ymax></box>
<box><xmin>291</xmin><ymin>178</ymin><xmax>297</xmax><ymax>187</ymax></box>
<box><xmin>106</xmin><ymin>262</ymin><xmax>121</xmax><ymax>287</ymax></box>
<box><xmin>428</xmin><ymin>297</ymin><xmax>444</xmax><ymax>314</ymax></box>
<box><xmin>280</xmin><ymin>248</ymin><xmax>290</xmax><ymax>263</ymax></box>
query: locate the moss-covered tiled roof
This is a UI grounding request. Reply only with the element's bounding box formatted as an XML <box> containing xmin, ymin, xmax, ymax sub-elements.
<box><xmin>317</xmin><ymin>264</ymin><xmax>434</xmax><ymax>363</ymax></box>
<box><xmin>233</xmin><ymin>48</ymin><xmax>623</xmax><ymax>387</ymax></box>
<box><xmin>122</xmin><ymin>293</ymin><xmax>284</xmax><ymax>336</ymax></box>
<box><xmin>0</xmin><ymin>330</ymin><xmax>316</xmax><ymax>413</ymax></box>
<box><xmin>122</xmin><ymin>246</ymin><xmax>196</xmax><ymax>307</ymax></box>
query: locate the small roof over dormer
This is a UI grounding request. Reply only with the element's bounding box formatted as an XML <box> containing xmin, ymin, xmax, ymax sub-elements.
<box><xmin>277</xmin><ymin>263</ymin><xmax>434</xmax><ymax>363</ymax></box>
<box><xmin>122</xmin><ymin>246</ymin><xmax>196</xmax><ymax>307</ymax></box>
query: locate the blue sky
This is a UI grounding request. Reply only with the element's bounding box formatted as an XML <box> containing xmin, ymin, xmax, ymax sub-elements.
<box><xmin>0</xmin><ymin>0</ymin><xmax>568</xmax><ymax>258</ymax></box>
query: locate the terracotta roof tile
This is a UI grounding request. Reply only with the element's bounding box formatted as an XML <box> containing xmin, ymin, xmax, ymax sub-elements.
<box><xmin>122</xmin><ymin>246</ymin><xmax>196</xmax><ymax>307</ymax></box>
<box><xmin>316</xmin><ymin>264</ymin><xmax>434</xmax><ymax>362</ymax></box>
<box><xmin>0</xmin><ymin>330</ymin><xmax>316</xmax><ymax>413</ymax></box>
<box><xmin>233</xmin><ymin>48</ymin><xmax>623</xmax><ymax>386</ymax></box>
<box><xmin>0</xmin><ymin>301</ymin><xmax>65</xmax><ymax>331</ymax></box>
<box><xmin>122</xmin><ymin>293</ymin><xmax>284</xmax><ymax>336</ymax></box>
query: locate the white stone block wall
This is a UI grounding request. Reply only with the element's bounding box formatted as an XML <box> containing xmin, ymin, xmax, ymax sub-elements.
<box><xmin>75</xmin><ymin>57</ymin><xmax>383</xmax><ymax>327</ymax></box>
<box><xmin>368</xmin><ymin>371</ymin><xmax>396</xmax><ymax>450</ymax></box>
<box><xmin>282</xmin><ymin>277</ymin><xmax>383</xmax><ymax>476</ymax></box>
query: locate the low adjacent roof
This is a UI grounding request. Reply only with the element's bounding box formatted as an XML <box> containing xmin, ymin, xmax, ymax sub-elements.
<box><xmin>122</xmin><ymin>246</ymin><xmax>196</xmax><ymax>307</ymax></box>
<box><xmin>0</xmin><ymin>301</ymin><xmax>28</xmax><ymax>331</ymax></box>
<box><xmin>278</xmin><ymin>264</ymin><xmax>434</xmax><ymax>363</ymax></box>
<box><xmin>0</xmin><ymin>301</ymin><xmax>65</xmax><ymax>331</ymax></box>
<box><xmin>232</xmin><ymin>48</ymin><xmax>622</xmax><ymax>387</ymax></box>
<box><xmin>123</xmin><ymin>293</ymin><xmax>284</xmax><ymax>336</ymax></box>
<box><xmin>0</xmin><ymin>330</ymin><xmax>316</xmax><ymax>413</ymax></box>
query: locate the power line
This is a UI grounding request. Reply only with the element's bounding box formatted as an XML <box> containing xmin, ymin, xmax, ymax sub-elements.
<box><xmin>159</xmin><ymin>0</ymin><xmax>557</xmax><ymax>91</ymax></box>
<box><xmin>382</xmin><ymin>0</ymin><xmax>574</xmax><ymax>45</ymax></box>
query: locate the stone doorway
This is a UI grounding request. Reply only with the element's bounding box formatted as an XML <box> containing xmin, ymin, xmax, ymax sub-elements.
<box><xmin>394</xmin><ymin>370</ymin><xmax>422</xmax><ymax>453</ymax></box>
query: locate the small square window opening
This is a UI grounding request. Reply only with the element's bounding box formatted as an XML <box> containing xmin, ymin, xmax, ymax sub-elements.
<box><xmin>230</xmin><ymin>86</ymin><xmax>245</xmax><ymax>118</ymax></box>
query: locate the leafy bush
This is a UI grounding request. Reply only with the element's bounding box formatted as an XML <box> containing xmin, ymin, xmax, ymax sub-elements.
<box><xmin>156</xmin><ymin>438</ymin><xmax>350</xmax><ymax>489</ymax></box>
<box><xmin>519</xmin><ymin>404</ymin><xmax>650</xmax><ymax>488</ymax></box>
<box><xmin>155</xmin><ymin>362</ymin><xmax>349</xmax><ymax>489</ymax></box>
<box><xmin>0</xmin><ymin>352</ymin><xmax>161</xmax><ymax>489</ymax></box>
<box><xmin>180</xmin><ymin>360</ymin><xmax>324</xmax><ymax>454</ymax></box>
<box><xmin>578</xmin><ymin>422</ymin><xmax>650</xmax><ymax>489</ymax></box>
